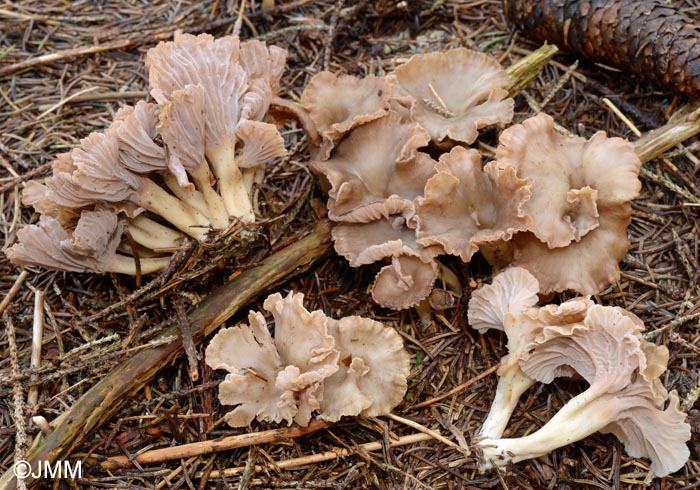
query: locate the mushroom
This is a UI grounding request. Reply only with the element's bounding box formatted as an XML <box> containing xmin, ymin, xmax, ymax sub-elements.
<box><xmin>300</xmin><ymin>72</ymin><xmax>392</xmax><ymax>158</ymax></box>
<box><xmin>496</xmin><ymin>113</ymin><xmax>642</xmax><ymax>294</ymax></box>
<box><xmin>387</xmin><ymin>47</ymin><xmax>514</xmax><ymax>144</ymax></box>
<box><xmin>6</xmin><ymin>208</ymin><xmax>170</xmax><ymax>274</ymax></box>
<box><xmin>468</xmin><ymin>267</ymin><xmax>592</xmax><ymax>439</ymax></box>
<box><xmin>415</xmin><ymin>146</ymin><xmax>531</xmax><ymax>263</ymax></box>
<box><xmin>42</xmin><ymin>132</ymin><xmax>211</xmax><ymax>241</ymax></box>
<box><xmin>205</xmin><ymin>292</ymin><xmax>339</xmax><ymax>427</ymax></box>
<box><xmin>319</xmin><ymin>315</ymin><xmax>411</xmax><ymax>421</ymax></box>
<box><xmin>310</xmin><ymin>111</ymin><xmax>436</xmax><ymax>222</ymax></box>
<box><xmin>146</xmin><ymin>33</ymin><xmax>288</xmax><ymax>222</ymax></box>
<box><xmin>372</xmin><ymin>255</ymin><xmax>440</xmax><ymax>310</ymax></box>
<box><xmin>478</xmin><ymin>305</ymin><xmax>690</xmax><ymax>477</ymax></box>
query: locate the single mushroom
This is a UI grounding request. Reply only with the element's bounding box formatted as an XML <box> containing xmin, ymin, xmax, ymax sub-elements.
<box><xmin>415</xmin><ymin>146</ymin><xmax>531</xmax><ymax>263</ymax></box>
<box><xmin>310</xmin><ymin>110</ymin><xmax>436</xmax><ymax>222</ymax></box>
<box><xmin>478</xmin><ymin>305</ymin><xmax>690</xmax><ymax>477</ymax></box>
<box><xmin>234</xmin><ymin>119</ymin><xmax>287</xmax><ymax>193</ymax></box>
<box><xmin>387</xmin><ymin>47</ymin><xmax>514</xmax><ymax>144</ymax></box>
<box><xmin>6</xmin><ymin>208</ymin><xmax>170</xmax><ymax>274</ymax></box>
<box><xmin>372</xmin><ymin>254</ymin><xmax>439</xmax><ymax>310</ymax></box>
<box><xmin>320</xmin><ymin>315</ymin><xmax>411</xmax><ymax>421</ymax></box>
<box><xmin>300</xmin><ymin>72</ymin><xmax>392</xmax><ymax>158</ymax></box>
<box><xmin>495</xmin><ymin>113</ymin><xmax>642</xmax><ymax>295</ymax></box>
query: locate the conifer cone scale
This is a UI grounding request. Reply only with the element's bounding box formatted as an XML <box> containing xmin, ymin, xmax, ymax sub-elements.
<box><xmin>504</xmin><ymin>0</ymin><xmax>700</xmax><ymax>98</ymax></box>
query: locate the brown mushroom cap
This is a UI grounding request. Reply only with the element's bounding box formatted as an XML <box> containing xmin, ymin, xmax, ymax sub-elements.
<box><xmin>320</xmin><ymin>316</ymin><xmax>411</xmax><ymax>421</ymax></box>
<box><xmin>301</xmin><ymin>72</ymin><xmax>392</xmax><ymax>158</ymax></box>
<box><xmin>371</xmin><ymin>255</ymin><xmax>438</xmax><ymax>310</ymax></box>
<box><xmin>239</xmin><ymin>39</ymin><xmax>288</xmax><ymax>92</ymax></box>
<box><xmin>235</xmin><ymin>120</ymin><xmax>287</xmax><ymax>170</ymax></box>
<box><xmin>310</xmin><ymin>111</ymin><xmax>435</xmax><ymax>222</ymax></box>
<box><xmin>496</xmin><ymin>113</ymin><xmax>641</xmax><ymax>248</ymax></box>
<box><xmin>415</xmin><ymin>147</ymin><xmax>531</xmax><ymax>262</ymax></box>
<box><xmin>388</xmin><ymin>47</ymin><xmax>514</xmax><ymax>144</ymax></box>
<box><xmin>108</xmin><ymin>101</ymin><xmax>167</xmax><ymax>174</ymax></box>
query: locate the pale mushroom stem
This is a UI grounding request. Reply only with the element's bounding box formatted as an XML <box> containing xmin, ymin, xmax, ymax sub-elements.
<box><xmin>189</xmin><ymin>163</ymin><xmax>230</xmax><ymax>229</ymax></box>
<box><xmin>127</xmin><ymin>215</ymin><xmax>186</xmax><ymax>251</ymax></box>
<box><xmin>162</xmin><ymin>173</ymin><xmax>211</xmax><ymax>218</ymax></box>
<box><xmin>477</xmin><ymin>365</ymin><xmax>535</xmax><ymax>439</ymax></box>
<box><xmin>135</xmin><ymin>178</ymin><xmax>210</xmax><ymax>241</ymax></box>
<box><xmin>208</xmin><ymin>144</ymin><xmax>255</xmax><ymax>223</ymax></box>
<box><xmin>478</xmin><ymin>387</ymin><xmax>611</xmax><ymax>470</ymax></box>
<box><xmin>108</xmin><ymin>255</ymin><xmax>172</xmax><ymax>275</ymax></box>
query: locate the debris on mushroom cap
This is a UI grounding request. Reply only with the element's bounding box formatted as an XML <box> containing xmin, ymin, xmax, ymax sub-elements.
<box><xmin>415</xmin><ymin>147</ymin><xmax>531</xmax><ymax>263</ymax></box>
<box><xmin>478</xmin><ymin>304</ymin><xmax>690</xmax><ymax>477</ymax></box>
<box><xmin>107</xmin><ymin>101</ymin><xmax>166</xmax><ymax>174</ymax></box>
<box><xmin>467</xmin><ymin>267</ymin><xmax>540</xmax><ymax>333</ymax></box>
<box><xmin>512</xmin><ymin>205</ymin><xmax>633</xmax><ymax>295</ymax></box>
<box><xmin>310</xmin><ymin>111</ymin><xmax>435</xmax><ymax>223</ymax></box>
<box><xmin>320</xmin><ymin>316</ymin><xmax>411</xmax><ymax>421</ymax></box>
<box><xmin>371</xmin><ymin>255</ymin><xmax>439</xmax><ymax>310</ymax></box>
<box><xmin>300</xmin><ymin>72</ymin><xmax>392</xmax><ymax>158</ymax></box>
<box><xmin>205</xmin><ymin>291</ymin><xmax>411</xmax><ymax>426</ymax></box>
<box><xmin>331</xmin><ymin>216</ymin><xmax>442</xmax><ymax>267</ymax></box>
<box><xmin>387</xmin><ymin>47</ymin><xmax>514</xmax><ymax>144</ymax></box>
<box><xmin>496</xmin><ymin>112</ymin><xmax>641</xmax><ymax>249</ymax></box>
<box><xmin>5</xmin><ymin>208</ymin><xmax>169</xmax><ymax>275</ymax></box>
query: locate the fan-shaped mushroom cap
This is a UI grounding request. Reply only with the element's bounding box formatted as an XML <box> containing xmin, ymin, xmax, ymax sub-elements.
<box><xmin>332</xmin><ymin>216</ymin><xmax>442</xmax><ymax>267</ymax></box>
<box><xmin>512</xmin><ymin>205</ymin><xmax>633</xmax><ymax>295</ymax></box>
<box><xmin>320</xmin><ymin>316</ymin><xmax>411</xmax><ymax>421</ymax></box>
<box><xmin>371</xmin><ymin>255</ymin><xmax>439</xmax><ymax>310</ymax></box>
<box><xmin>467</xmin><ymin>267</ymin><xmax>540</xmax><ymax>333</ymax></box>
<box><xmin>239</xmin><ymin>39</ymin><xmax>288</xmax><ymax>92</ymax></box>
<box><xmin>235</xmin><ymin>120</ymin><xmax>287</xmax><ymax>169</ymax></box>
<box><xmin>108</xmin><ymin>101</ymin><xmax>166</xmax><ymax>174</ymax></box>
<box><xmin>387</xmin><ymin>48</ymin><xmax>514</xmax><ymax>144</ymax></box>
<box><xmin>6</xmin><ymin>208</ymin><xmax>124</xmax><ymax>273</ymax></box>
<box><xmin>301</xmin><ymin>72</ymin><xmax>392</xmax><ymax>158</ymax></box>
<box><xmin>496</xmin><ymin>113</ymin><xmax>641</xmax><ymax>248</ymax></box>
<box><xmin>21</xmin><ymin>180</ymin><xmax>79</xmax><ymax>226</ymax></box>
<box><xmin>415</xmin><ymin>147</ymin><xmax>531</xmax><ymax>262</ymax></box>
<box><xmin>310</xmin><ymin>111</ymin><xmax>435</xmax><ymax>222</ymax></box>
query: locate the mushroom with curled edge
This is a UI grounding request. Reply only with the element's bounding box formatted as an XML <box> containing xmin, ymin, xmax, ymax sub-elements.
<box><xmin>146</xmin><ymin>33</ymin><xmax>288</xmax><ymax>222</ymax></box>
<box><xmin>320</xmin><ymin>315</ymin><xmax>411</xmax><ymax>421</ymax></box>
<box><xmin>386</xmin><ymin>47</ymin><xmax>514</xmax><ymax>145</ymax></box>
<box><xmin>468</xmin><ymin>267</ymin><xmax>593</xmax><ymax>439</ymax></box>
<box><xmin>477</xmin><ymin>305</ymin><xmax>690</xmax><ymax>478</ymax></box>
<box><xmin>5</xmin><ymin>208</ymin><xmax>170</xmax><ymax>275</ymax></box>
<box><xmin>310</xmin><ymin>110</ymin><xmax>436</xmax><ymax>223</ymax></box>
<box><xmin>495</xmin><ymin>112</ymin><xmax>642</xmax><ymax>295</ymax></box>
<box><xmin>300</xmin><ymin>72</ymin><xmax>392</xmax><ymax>159</ymax></box>
<box><xmin>414</xmin><ymin>146</ymin><xmax>531</xmax><ymax>264</ymax></box>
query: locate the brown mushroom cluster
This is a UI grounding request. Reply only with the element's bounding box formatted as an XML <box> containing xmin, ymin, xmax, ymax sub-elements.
<box><xmin>205</xmin><ymin>291</ymin><xmax>411</xmax><ymax>427</ymax></box>
<box><xmin>302</xmin><ymin>49</ymin><xmax>642</xmax><ymax>309</ymax></box>
<box><xmin>469</xmin><ymin>268</ymin><xmax>690</xmax><ymax>477</ymax></box>
<box><xmin>6</xmin><ymin>33</ymin><xmax>288</xmax><ymax>274</ymax></box>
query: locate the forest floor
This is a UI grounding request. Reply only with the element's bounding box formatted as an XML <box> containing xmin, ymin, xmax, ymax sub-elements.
<box><xmin>0</xmin><ymin>1</ymin><xmax>699</xmax><ymax>489</ymax></box>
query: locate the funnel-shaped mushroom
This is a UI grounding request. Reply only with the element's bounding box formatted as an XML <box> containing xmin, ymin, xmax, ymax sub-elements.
<box><xmin>108</xmin><ymin>101</ymin><xmax>166</xmax><ymax>174</ymax></box>
<box><xmin>6</xmin><ymin>209</ymin><xmax>170</xmax><ymax>274</ymax></box>
<box><xmin>310</xmin><ymin>111</ymin><xmax>435</xmax><ymax>222</ymax></box>
<box><xmin>478</xmin><ymin>305</ymin><xmax>690</xmax><ymax>477</ymax></box>
<box><xmin>320</xmin><ymin>316</ymin><xmax>411</xmax><ymax>421</ymax></box>
<box><xmin>372</xmin><ymin>255</ymin><xmax>439</xmax><ymax>310</ymax></box>
<box><xmin>387</xmin><ymin>48</ymin><xmax>514</xmax><ymax>144</ymax></box>
<box><xmin>301</xmin><ymin>72</ymin><xmax>392</xmax><ymax>158</ymax></box>
<box><xmin>415</xmin><ymin>147</ymin><xmax>531</xmax><ymax>262</ymax></box>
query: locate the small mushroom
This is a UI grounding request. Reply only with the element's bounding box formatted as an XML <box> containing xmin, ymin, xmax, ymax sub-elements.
<box><xmin>478</xmin><ymin>305</ymin><xmax>690</xmax><ymax>477</ymax></box>
<box><xmin>310</xmin><ymin>111</ymin><xmax>436</xmax><ymax>222</ymax></box>
<box><xmin>372</xmin><ymin>255</ymin><xmax>439</xmax><ymax>310</ymax></box>
<box><xmin>320</xmin><ymin>316</ymin><xmax>411</xmax><ymax>421</ymax></box>
<box><xmin>387</xmin><ymin>47</ymin><xmax>514</xmax><ymax>144</ymax></box>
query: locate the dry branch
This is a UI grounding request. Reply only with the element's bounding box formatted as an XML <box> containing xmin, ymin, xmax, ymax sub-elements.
<box><xmin>0</xmin><ymin>220</ymin><xmax>333</xmax><ymax>490</ymax></box>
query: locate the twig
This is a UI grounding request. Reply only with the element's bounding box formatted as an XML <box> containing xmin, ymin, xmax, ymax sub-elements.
<box><xmin>0</xmin><ymin>271</ymin><xmax>29</xmax><ymax>315</ymax></box>
<box><xmin>6</xmin><ymin>314</ymin><xmax>28</xmax><ymax>490</ymax></box>
<box><xmin>98</xmin><ymin>419</ymin><xmax>329</xmax><ymax>469</ymax></box>
<box><xmin>410</xmin><ymin>363</ymin><xmax>500</xmax><ymax>409</ymax></box>
<box><xmin>0</xmin><ymin>221</ymin><xmax>333</xmax><ymax>490</ymax></box>
<box><xmin>384</xmin><ymin>413</ymin><xmax>465</xmax><ymax>453</ymax></box>
<box><xmin>323</xmin><ymin>0</ymin><xmax>344</xmax><ymax>71</ymax></box>
<box><xmin>28</xmin><ymin>290</ymin><xmax>44</xmax><ymax>409</ymax></box>
<box><xmin>199</xmin><ymin>432</ymin><xmax>434</xmax><ymax>478</ymax></box>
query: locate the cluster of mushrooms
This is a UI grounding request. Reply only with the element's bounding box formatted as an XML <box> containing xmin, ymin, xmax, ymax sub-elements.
<box><xmin>298</xmin><ymin>48</ymin><xmax>642</xmax><ymax>309</ymax></box>
<box><xmin>3</xmin><ymin>32</ymin><xmax>692</xmax><ymax>477</ymax></box>
<box><xmin>205</xmin><ymin>292</ymin><xmax>410</xmax><ymax>426</ymax></box>
<box><xmin>6</xmin><ymin>33</ymin><xmax>289</xmax><ymax>273</ymax></box>
<box><xmin>469</xmin><ymin>268</ymin><xmax>690</xmax><ymax>477</ymax></box>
